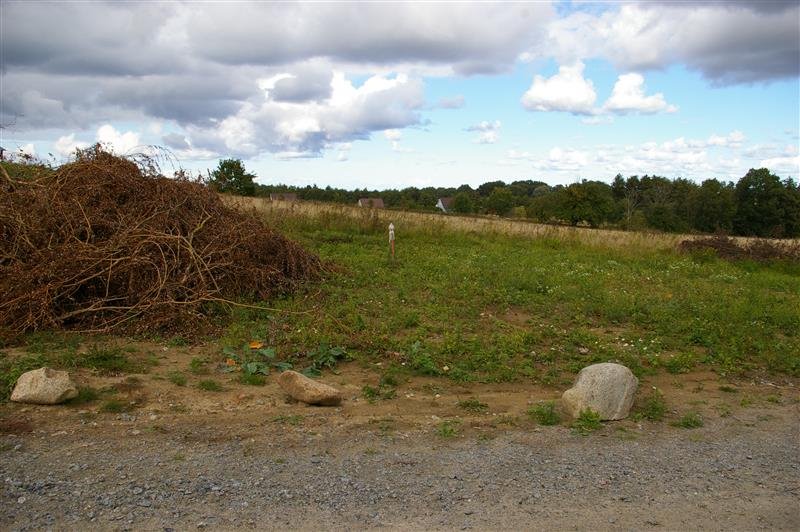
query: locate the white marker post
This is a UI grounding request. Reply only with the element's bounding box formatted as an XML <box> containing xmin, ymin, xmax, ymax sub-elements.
<box><xmin>388</xmin><ymin>222</ymin><xmax>395</xmax><ymax>261</ymax></box>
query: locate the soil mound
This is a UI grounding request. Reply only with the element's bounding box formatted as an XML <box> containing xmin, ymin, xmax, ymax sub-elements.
<box><xmin>0</xmin><ymin>146</ymin><xmax>323</xmax><ymax>339</ymax></box>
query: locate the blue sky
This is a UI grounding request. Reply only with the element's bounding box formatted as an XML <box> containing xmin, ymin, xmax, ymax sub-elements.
<box><xmin>2</xmin><ymin>1</ymin><xmax>798</xmax><ymax>189</ymax></box>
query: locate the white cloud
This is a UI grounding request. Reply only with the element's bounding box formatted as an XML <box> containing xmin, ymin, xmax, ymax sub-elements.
<box><xmin>542</xmin><ymin>3</ymin><xmax>799</xmax><ymax>84</ymax></box>
<box><xmin>437</xmin><ymin>95</ymin><xmax>465</xmax><ymax>109</ymax></box>
<box><xmin>760</xmin><ymin>155</ymin><xmax>800</xmax><ymax>175</ymax></box>
<box><xmin>185</xmin><ymin>71</ymin><xmax>424</xmax><ymax>158</ymax></box>
<box><xmin>707</xmin><ymin>130</ymin><xmax>745</xmax><ymax>147</ymax></box>
<box><xmin>96</xmin><ymin>124</ymin><xmax>141</xmax><ymax>154</ymax></box>
<box><xmin>384</xmin><ymin>129</ymin><xmax>402</xmax><ymax>141</ymax></box>
<box><xmin>466</xmin><ymin>120</ymin><xmax>501</xmax><ymax>144</ymax></box>
<box><xmin>602</xmin><ymin>73</ymin><xmax>678</xmax><ymax>115</ymax></box>
<box><xmin>54</xmin><ymin>133</ymin><xmax>89</xmax><ymax>157</ymax></box>
<box><xmin>521</xmin><ymin>62</ymin><xmax>596</xmax><ymax>115</ymax></box>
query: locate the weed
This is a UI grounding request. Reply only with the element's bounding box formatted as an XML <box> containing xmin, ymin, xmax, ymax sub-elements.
<box><xmin>81</xmin><ymin>345</ymin><xmax>137</xmax><ymax>375</ymax></box>
<box><xmin>457</xmin><ymin>398</ymin><xmax>489</xmax><ymax>414</ymax></box>
<box><xmin>718</xmin><ymin>385</ymin><xmax>738</xmax><ymax>393</ymax></box>
<box><xmin>661</xmin><ymin>352</ymin><xmax>696</xmax><ymax>374</ymax></box>
<box><xmin>100</xmin><ymin>399</ymin><xmax>133</xmax><ymax>413</ymax></box>
<box><xmin>572</xmin><ymin>408</ymin><xmax>602</xmax><ymax>435</ymax></box>
<box><xmin>766</xmin><ymin>394</ymin><xmax>781</xmax><ymax>404</ymax></box>
<box><xmin>189</xmin><ymin>357</ymin><xmax>208</xmax><ymax>375</ymax></box>
<box><xmin>166</xmin><ymin>336</ymin><xmax>189</xmax><ymax>347</ymax></box>
<box><xmin>527</xmin><ymin>401</ymin><xmax>560</xmax><ymax>425</ymax></box>
<box><xmin>272</xmin><ymin>414</ymin><xmax>304</xmax><ymax>426</ymax></box>
<box><xmin>436</xmin><ymin>419</ymin><xmax>462</xmax><ymax>438</ymax></box>
<box><xmin>672</xmin><ymin>412</ymin><xmax>704</xmax><ymax>428</ymax></box>
<box><xmin>740</xmin><ymin>395</ymin><xmax>755</xmax><ymax>407</ymax></box>
<box><xmin>167</xmin><ymin>371</ymin><xmax>187</xmax><ymax>386</ymax></box>
<box><xmin>198</xmin><ymin>379</ymin><xmax>223</xmax><ymax>392</ymax></box>
<box><xmin>635</xmin><ymin>388</ymin><xmax>666</xmax><ymax>422</ymax></box>
<box><xmin>173</xmin><ymin>453</ymin><xmax>186</xmax><ymax>461</ymax></box>
<box><xmin>362</xmin><ymin>384</ymin><xmax>396</xmax><ymax>403</ymax></box>
<box><xmin>303</xmin><ymin>342</ymin><xmax>348</xmax><ymax>377</ymax></box>
<box><xmin>239</xmin><ymin>372</ymin><xmax>266</xmax><ymax>386</ymax></box>
<box><xmin>68</xmin><ymin>387</ymin><xmax>99</xmax><ymax>405</ymax></box>
<box><xmin>715</xmin><ymin>403</ymin><xmax>732</xmax><ymax>417</ymax></box>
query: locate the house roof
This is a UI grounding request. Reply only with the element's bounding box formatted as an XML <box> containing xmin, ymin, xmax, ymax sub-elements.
<box><xmin>270</xmin><ymin>193</ymin><xmax>298</xmax><ymax>201</ymax></box>
<box><xmin>438</xmin><ymin>197</ymin><xmax>454</xmax><ymax>209</ymax></box>
<box><xmin>358</xmin><ymin>198</ymin><xmax>384</xmax><ymax>208</ymax></box>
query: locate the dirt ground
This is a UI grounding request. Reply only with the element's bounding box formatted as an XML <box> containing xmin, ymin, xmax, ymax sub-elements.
<box><xmin>1</xmin><ymin>342</ymin><xmax>799</xmax><ymax>530</ymax></box>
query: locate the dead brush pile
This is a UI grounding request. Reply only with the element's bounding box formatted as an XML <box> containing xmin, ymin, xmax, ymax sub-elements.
<box><xmin>0</xmin><ymin>146</ymin><xmax>323</xmax><ymax>340</ymax></box>
<box><xmin>678</xmin><ymin>234</ymin><xmax>800</xmax><ymax>263</ymax></box>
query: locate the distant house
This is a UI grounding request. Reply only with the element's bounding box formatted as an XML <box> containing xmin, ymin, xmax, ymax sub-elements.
<box><xmin>357</xmin><ymin>198</ymin><xmax>384</xmax><ymax>209</ymax></box>
<box><xmin>436</xmin><ymin>197</ymin><xmax>454</xmax><ymax>213</ymax></box>
<box><xmin>269</xmin><ymin>193</ymin><xmax>298</xmax><ymax>202</ymax></box>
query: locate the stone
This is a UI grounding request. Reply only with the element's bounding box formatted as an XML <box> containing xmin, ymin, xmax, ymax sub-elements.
<box><xmin>561</xmin><ymin>363</ymin><xmax>638</xmax><ymax>420</ymax></box>
<box><xmin>10</xmin><ymin>368</ymin><xmax>78</xmax><ymax>405</ymax></box>
<box><xmin>276</xmin><ymin>370</ymin><xmax>343</xmax><ymax>406</ymax></box>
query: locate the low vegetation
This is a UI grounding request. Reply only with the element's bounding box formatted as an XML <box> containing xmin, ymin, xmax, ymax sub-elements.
<box><xmin>527</xmin><ymin>401</ymin><xmax>561</xmax><ymax>426</ymax></box>
<box><xmin>572</xmin><ymin>408</ymin><xmax>603</xmax><ymax>435</ymax></box>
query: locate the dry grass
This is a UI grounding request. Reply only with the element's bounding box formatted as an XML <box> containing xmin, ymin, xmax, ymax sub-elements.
<box><xmin>225</xmin><ymin>196</ymin><xmax>689</xmax><ymax>251</ymax></box>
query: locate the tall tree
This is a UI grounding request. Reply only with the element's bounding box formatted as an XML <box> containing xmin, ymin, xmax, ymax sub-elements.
<box><xmin>208</xmin><ymin>159</ymin><xmax>256</xmax><ymax>196</ymax></box>
<box><xmin>733</xmin><ymin>168</ymin><xmax>789</xmax><ymax>237</ymax></box>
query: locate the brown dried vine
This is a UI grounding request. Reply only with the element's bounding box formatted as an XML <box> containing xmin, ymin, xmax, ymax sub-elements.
<box><xmin>0</xmin><ymin>146</ymin><xmax>324</xmax><ymax>340</ymax></box>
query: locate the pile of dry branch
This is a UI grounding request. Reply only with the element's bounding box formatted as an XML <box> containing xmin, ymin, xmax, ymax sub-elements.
<box><xmin>678</xmin><ymin>234</ymin><xmax>800</xmax><ymax>263</ymax></box>
<box><xmin>0</xmin><ymin>146</ymin><xmax>323</xmax><ymax>339</ymax></box>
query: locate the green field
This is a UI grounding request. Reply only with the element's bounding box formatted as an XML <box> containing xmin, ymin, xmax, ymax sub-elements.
<box><xmin>219</xmin><ymin>202</ymin><xmax>800</xmax><ymax>384</ymax></box>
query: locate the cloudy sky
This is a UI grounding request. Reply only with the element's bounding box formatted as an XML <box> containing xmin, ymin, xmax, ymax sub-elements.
<box><xmin>1</xmin><ymin>1</ymin><xmax>798</xmax><ymax>189</ymax></box>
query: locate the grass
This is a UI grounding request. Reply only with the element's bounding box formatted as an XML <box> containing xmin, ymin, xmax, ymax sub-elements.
<box><xmin>272</xmin><ymin>414</ymin><xmax>304</xmax><ymax>425</ymax></box>
<box><xmin>673</xmin><ymin>412</ymin><xmax>704</xmax><ymax>428</ymax></box>
<box><xmin>572</xmin><ymin>408</ymin><xmax>602</xmax><ymax>435</ymax></box>
<box><xmin>167</xmin><ymin>371</ymin><xmax>187</xmax><ymax>386</ymax></box>
<box><xmin>635</xmin><ymin>388</ymin><xmax>667</xmax><ymax>422</ymax></box>
<box><xmin>189</xmin><ymin>357</ymin><xmax>208</xmax><ymax>375</ymax></box>
<box><xmin>198</xmin><ymin>379</ymin><xmax>223</xmax><ymax>392</ymax></box>
<box><xmin>527</xmin><ymin>401</ymin><xmax>561</xmax><ymax>425</ymax></box>
<box><xmin>68</xmin><ymin>386</ymin><xmax>100</xmax><ymax>405</ymax></box>
<box><xmin>457</xmin><ymin>398</ymin><xmax>489</xmax><ymax>413</ymax></box>
<box><xmin>100</xmin><ymin>399</ymin><xmax>133</xmax><ymax>413</ymax></box>
<box><xmin>239</xmin><ymin>372</ymin><xmax>266</xmax><ymax>386</ymax></box>
<box><xmin>215</xmin><ymin>199</ymin><xmax>800</xmax><ymax>385</ymax></box>
<box><xmin>436</xmin><ymin>419</ymin><xmax>462</xmax><ymax>438</ymax></box>
<box><xmin>362</xmin><ymin>384</ymin><xmax>396</xmax><ymax>403</ymax></box>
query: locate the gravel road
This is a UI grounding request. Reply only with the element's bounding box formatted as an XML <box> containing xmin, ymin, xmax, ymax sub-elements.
<box><xmin>2</xmin><ymin>402</ymin><xmax>798</xmax><ymax>531</ymax></box>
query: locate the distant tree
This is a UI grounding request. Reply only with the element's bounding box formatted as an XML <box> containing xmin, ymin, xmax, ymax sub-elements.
<box><xmin>452</xmin><ymin>191</ymin><xmax>475</xmax><ymax>214</ymax></box>
<box><xmin>733</xmin><ymin>168</ymin><xmax>790</xmax><ymax>237</ymax></box>
<box><xmin>477</xmin><ymin>180</ymin><xmax>506</xmax><ymax>197</ymax></box>
<box><xmin>689</xmin><ymin>179</ymin><xmax>736</xmax><ymax>233</ymax></box>
<box><xmin>559</xmin><ymin>181</ymin><xmax>617</xmax><ymax>227</ymax></box>
<box><xmin>486</xmin><ymin>187</ymin><xmax>514</xmax><ymax>215</ymax></box>
<box><xmin>208</xmin><ymin>158</ymin><xmax>256</xmax><ymax>196</ymax></box>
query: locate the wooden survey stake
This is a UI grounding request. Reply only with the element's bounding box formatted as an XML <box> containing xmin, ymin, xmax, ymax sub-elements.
<box><xmin>388</xmin><ymin>222</ymin><xmax>395</xmax><ymax>260</ymax></box>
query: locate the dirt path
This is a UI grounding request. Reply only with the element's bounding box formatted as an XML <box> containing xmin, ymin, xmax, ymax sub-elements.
<box><xmin>1</xmin><ymin>356</ymin><xmax>799</xmax><ymax>530</ymax></box>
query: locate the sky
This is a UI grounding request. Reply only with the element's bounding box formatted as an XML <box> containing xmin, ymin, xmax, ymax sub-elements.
<box><xmin>1</xmin><ymin>0</ymin><xmax>799</xmax><ymax>190</ymax></box>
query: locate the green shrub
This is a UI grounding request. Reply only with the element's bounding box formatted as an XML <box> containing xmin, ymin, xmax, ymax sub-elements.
<box><xmin>527</xmin><ymin>401</ymin><xmax>560</xmax><ymax>425</ymax></box>
<box><xmin>198</xmin><ymin>379</ymin><xmax>223</xmax><ymax>392</ymax></box>
<box><xmin>672</xmin><ymin>412</ymin><xmax>703</xmax><ymax>428</ymax></box>
<box><xmin>572</xmin><ymin>408</ymin><xmax>602</xmax><ymax>435</ymax></box>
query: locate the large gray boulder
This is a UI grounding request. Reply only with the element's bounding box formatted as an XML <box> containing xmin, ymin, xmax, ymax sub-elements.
<box><xmin>562</xmin><ymin>363</ymin><xmax>638</xmax><ymax>420</ymax></box>
<box><xmin>277</xmin><ymin>370</ymin><xmax>343</xmax><ymax>406</ymax></box>
<box><xmin>10</xmin><ymin>367</ymin><xmax>79</xmax><ymax>405</ymax></box>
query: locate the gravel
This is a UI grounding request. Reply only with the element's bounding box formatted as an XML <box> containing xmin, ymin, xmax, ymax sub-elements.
<box><xmin>2</xmin><ymin>408</ymin><xmax>798</xmax><ymax>530</ymax></box>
